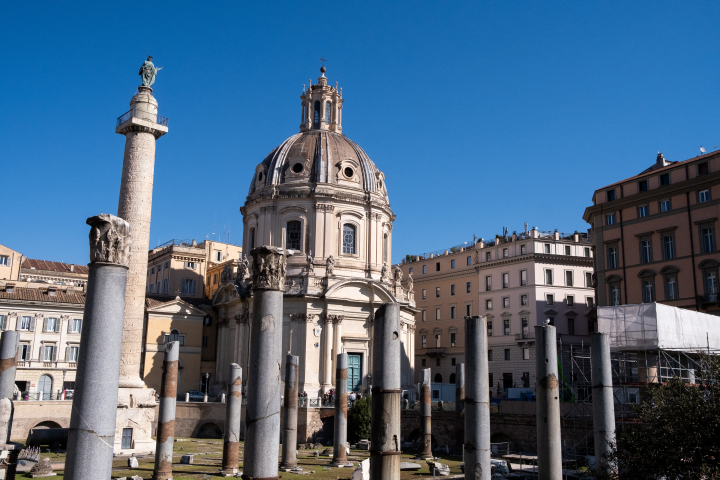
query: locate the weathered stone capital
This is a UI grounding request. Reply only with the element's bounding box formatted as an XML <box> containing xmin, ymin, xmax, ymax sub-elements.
<box><xmin>234</xmin><ymin>310</ymin><xmax>249</xmax><ymax>324</ymax></box>
<box><xmin>250</xmin><ymin>246</ymin><xmax>291</xmax><ymax>291</ymax></box>
<box><xmin>87</xmin><ymin>214</ymin><xmax>131</xmax><ymax>267</ymax></box>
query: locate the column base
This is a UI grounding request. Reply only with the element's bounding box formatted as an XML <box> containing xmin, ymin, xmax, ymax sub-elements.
<box><xmin>220</xmin><ymin>468</ymin><xmax>238</xmax><ymax>477</ymax></box>
<box><xmin>114</xmin><ymin>387</ymin><xmax>158</xmax><ymax>455</ymax></box>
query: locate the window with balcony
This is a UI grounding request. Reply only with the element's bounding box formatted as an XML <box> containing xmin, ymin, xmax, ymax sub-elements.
<box><xmin>434</xmin><ymin>334</ymin><xmax>441</xmax><ymax>347</ymax></box>
<box><xmin>502</xmin><ymin>273</ymin><xmax>509</xmax><ymax>288</ymax></box>
<box><xmin>66</xmin><ymin>346</ymin><xmax>79</xmax><ymax>363</ymax></box>
<box><xmin>520</xmin><ymin>269</ymin><xmax>527</xmax><ymax>286</ymax></box>
<box><xmin>41</xmin><ymin>345</ymin><xmax>57</xmax><ymax>362</ymax></box>
<box><xmin>521</xmin><ymin>318</ymin><xmax>529</xmax><ymax>338</ymax></box>
<box><xmin>638</xmin><ymin>205</ymin><xmax>648</xmax><ymax>218</ymax></box>
<box><xmin>503</xmin><ymin>319</ymin><xmax>510</xmax><ymax>336</ymax></box>
<box><xmin>19</xmin><ymin>344</ymin><xmax>31</xmax><ymax>361</ymax></box>
<box><xmin>565</xmin><ymin>271</ymin><xmax>573</xmax><ymax>287</ymax></box>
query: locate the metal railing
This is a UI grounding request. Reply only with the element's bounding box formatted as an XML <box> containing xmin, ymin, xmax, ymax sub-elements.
<box><xmin>515</xmin><ymin>332</ymin><xmax>535</xmax><ymax>341</ymax></box>
<box><xmin>426</xmin><ymin>347</ymin><xmax>446</xmax><ymax>357</ymax></box>
<box><xmin>116</xmin><ymin>109</ymin><xmax>169</xmax><ymax>128</ymax></box>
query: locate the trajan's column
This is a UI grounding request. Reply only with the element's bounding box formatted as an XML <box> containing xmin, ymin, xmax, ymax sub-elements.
<box><xmin>113</xmin><ymin>57</ymin><xmax>168</xmax><ymax>453</ymax></box>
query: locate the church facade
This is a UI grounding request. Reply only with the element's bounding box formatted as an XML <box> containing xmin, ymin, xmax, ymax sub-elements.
<box><xmin>212</xmin><ymin>67</ymin><xmax>417</xmax><ymax>397</ymax></box>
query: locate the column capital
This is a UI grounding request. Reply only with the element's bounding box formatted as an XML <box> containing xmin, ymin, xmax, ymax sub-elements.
<box><xmin>250</xmin><ymin>246</ymin><xmax>291</xmax><ymax>291</ymax></box>
<box><xmin>87</xmin><ymin>214</ymin><xmax>131</xmax><ymax>267</ymax></box>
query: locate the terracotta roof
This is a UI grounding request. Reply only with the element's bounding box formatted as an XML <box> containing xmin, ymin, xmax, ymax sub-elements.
<box><xmin>598</xmin><ymin>149</ymin><xmax>720</xmax><ymax>191</ymax></box>
<box><xmin>145</xmin><ymin>294</ymin><xmax>212</xmax><ymax>309</ymax></box>
<box><xmin>21</xmin><ymin>259</ymin><xmax>89</xmax><ymax>275</ymax></box>
<box><xmin>0</xmin><ymin>287</ymin><xmax>86</xmax><ymax>304</ymax></box>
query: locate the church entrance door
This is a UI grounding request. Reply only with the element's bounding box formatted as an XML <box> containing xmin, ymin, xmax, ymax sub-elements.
<box><xmin>347</xmin><ymin>354</ymin><xmax>362</xmax><ymax>392</ymax></box>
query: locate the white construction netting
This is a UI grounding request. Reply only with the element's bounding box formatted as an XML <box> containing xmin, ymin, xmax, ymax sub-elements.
<box><xmin>597</xmin><ymin>303</ymin><xmax>720</xmax><ymax>351</ymax></box>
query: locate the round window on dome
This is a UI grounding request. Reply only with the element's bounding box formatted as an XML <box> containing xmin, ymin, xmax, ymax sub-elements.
<box><xmin>258</xmin><ymin>171</ymin><xmax>264</xmax><ymax>181</ymax></box>
<box><xmin>292</xmin><ymin>163</ymin><xmax>304</xmax><ymax>174</ymax></box>
<box><xmin>344</xmin><ymin>167</ymin><xmax>354</xmax><ymax>178</ymax></box>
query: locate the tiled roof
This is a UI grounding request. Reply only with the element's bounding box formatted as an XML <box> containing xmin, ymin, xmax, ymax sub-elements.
<box><xmin>21</xmin><ymin>259</ymin><xmax>89</xmax><ymax>275</ymax></box>
<box><xmin>598</xmin><ymin>149</ymin><xmax>720</xmax><ymax>191</ymax></box>
<box><xmin>0</xmin><ymin>287</ymin><xmax>86</xmax><ymax>304</ymax></box>
<box><xmin>145</xmin><ymin>294</ymin><xmax>213</xmax><ymax>309</ymax></box>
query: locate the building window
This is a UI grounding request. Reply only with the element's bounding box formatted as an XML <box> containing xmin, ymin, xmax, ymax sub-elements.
<box><xmin>662</xmin><ymin>234</ymin><xmax>675</xmax><ymax>260</ymax></box>
<box><xmin>214</xmin><ymin>251</ymin><xmax>223</xmax><ymax>262</ymax></box>
<box><xmin>520</xmin><ymin>244</ymin><xmax>527</xmax><ymax>255</ymax></box>
<box><xmin>409</xmin><ymin>267</ymin><xmax>413</xmax><ymax>274</ymax></box>
<box><xmin>18</xmin><ymin>344</ymin><xmax>31</xmax><ymax>361</ymax></box>
<box><xmin>450</xmin><ymin>306</ymin><xmax>456</xmax><ymax>319</ymax></box>
<box><xmin>487</xmin><ymin>321</ymin><xmax>493</xmax><ymax>337</ymax></box>
<box><xmin>325</xmin><ymin>101</ymin><xmax>331</xmax><ymax>123</ymax></box>
<box><xmin>184</xmin><ymin>262</ymin><xmax>197</xmax><ymax>270</ymax></box>
<box><xmin>503</xmin><ymin>319</ymin><xmax>510</xmax><ymax>336</ymax></box>
<box><xmin>435</xmin><ymin>287</ymin><xmax>440</xmax><ymax>298</ymax></box>
<box><xmin>0</xmin><ymin>316</ymin><xmax>6</xmax><ymax>331</ymax></box>
<box><xmin>547</xmin><ymin>317</ymin><xmax>555</xmax><ymax>326</ymax></box>
<box><xmin>0</xmin><ymin>256</ymin><xmax>9</xmax><ymax>267</ymax></box>
<box><xmin>584</xmin><ymin>247</ymin><xmax>591</xmax><ymax>257</ymax></box>
<box><xmin>451</xmin><ymin>358</ymin><xmax>456</xmax><ymax>366</ymax></box>
<box><xmin>521</xmin><ymin>317</ymin><xmax>529</xmax><ymax>338</ymax></box>
<box><xmin>18</xmin><ymin>316</ymin><xmax>32</xmax><ymax>331</ymax></box>
<box><xmin>664</xmin><ymin>271</ymin><xmax>678</xmax><ymax>300</ymax></box>
<box><xmin>565</xmin><ymin>245</ymin><xmax>571</xmax><ymax>255</ymax></box>
<box><xmin>466</xmin><ymin>304</ymin><xmax>471</xmax><ymax>317</ymax></box>
<box><xmin>660</xmin><ymin>173</ymin><xmax>670</xmax><ymax>186</ymax></box>
<box><xmin>181</xmin><ymin>279</ymin><xmax>197</xmax><ymax>295</ymax></box>
<box><xmin>587</xmin><ymin>297</ymin><xmax>594</xmax><ymax>307</ymax></box>
<box><xmin>568</xmin><ymin>318</ymin><xmax>575</xmax><ymax>335</ymax></box>
<box><xmin>68</xmin><ymin>319</ymin><xmax>82</xmax><ymax>333</ymax></box>
<box><xmin>485</xmin><ymin>299</ymin><xmax>492</xmax><ymax>310</ymax></box>
<box><xmin>660</xmin><ymin>199</ymin><xmax>671</xmax><ymax>212</ymax></box>
<box><xmin>520</xmin><ymin>294</ymin><xmax>528</xmax><ymax>306</ymax></box>
<box><xmin>639</xmin><ymin>179</ymin><xmax>648</xmax><ymax>192</ymax></box>
<box><xmin>423</xmin><ymin>265</ymin><xmax>427</xmax><ymax>274</ymax></box>
<box><xmin>523</xmin><ymin>348</ymin><xmax>530</xmax><ymax>361</ymax></box>
<box><xmin>467</xmin><ymin>256</ymin><xmax>472</xmax><ymax>266</ymax></box>
<box><xmin>567</xmin><ymin>295</ymin><xmax>574</xmax><ymax>306</ymax></box>
<box><xmin>606</xmin><ymin>213</ymin><xmax>616</xmax><ymax>225</ymax></box>
<box><xmin>342</xmin><ymin>224</ymin><xmax>356</xmax><ymax>254</ymax></box>
<box><xmin>202</xmin><ymin>336</ymin><xmax>209</xmax><ymax>348</ymax></box>
<box><xmin>122</xmin><ymin>428</ymin><xmax>133</xmax><ymax>450</ymax></box>
<box><xmin>544</xmin><ymin>244</ymin><xmax>551</xmax><ymax>254</ymax></box>
<box><xmin>607</xmin><ymin>245</ymin><xmax>618</xmax><ymax>269</ymax></box>
<box><xmin>313</xmin><ymin>101</ymin><xmax>321</xmax><ymax>125</ymax></box>
<box><xmin>486</xmin><ymin>252</ymin><xmax>491</xmax><ymax>261</ymax></box>
<box><xmin>421</xmin><ymin>310</ymin><xmax>426</xmax><ymax>322</ymax></box>
<box><xmin>488</xmin><ymin>349</ymin><xmax>493</xmax><ymax>361</ymax></box>
<box><xmin>421</xmin><ymin>335</ymin><xmax>427</xmax><ymax>348</ymax></box>
<box><xmin>701</xmin><ymin>261</ymin><xmax>719</xmax><ymax>302</ymax></box>
<box><xmin>701</xmin><ymin>225</ymin><xmax>715</xmax><ymax>253</ymax></box>
<box><xmin>641</xmin><ymin>277</ymin><xmax>654</xmax><ymax>303</ymax></box>
<box><xmin>43</xmin><ymin>317</ymin><xmax>59</xmax><ymax>333</ymax></box>
<box><xmin>41</xmin><ymin>345</ymin><xmax>57</xmax><ymax>362</ymax></box>
<box><xmin>638</xmin><ymin>205</ymin><xmax>648</xmax><ymax>218</ymax></box>
<box><xmin>286</xmin><ymin>220</ymin><xmax>301</xmax><ymax>250</ymax></box>
<box><xmin>450</xmin><ymin>284</ymin><xmax>455</xmax><ymax>296</ymax></box>
<box><xmin>422</xmin><ymin>289</ymin><xmax>427</xmax><ymax>299</ymax></box>
<box><xmin>699</xmin><ymin>189</ymin><xmax>711</xmax><ymax>203</ymax></box>
<box><xmin>435</xmin><ymin>334</ymin><xmax>441</xmax><ymax>347</ymax></box>
<box><xmin>504</xmin><ymin>349</ymin><xmax>511</xmax><ymax>361</ymax></box>
<box><xmin>502</xmin><ymin>273</ymin><xmax>509</xmax><ymax>289</ymax></box>
<box><xmin>502</xmin><ymin>297</ymin><xmax>509</xmax><ymax>308</ymax></box>
<box><xmin>451</xmin><ymin>259</ymin><xmax>456</xmax><ymax>269</ymax></box>
<box><xmin>421</xmin><ymin>359</ymin><xmax>426</xmax><ymax>367</ymax></box>
<box><xmin>546</xmin><ymin>294</ymin><xmax>554</xmax><ymax>305</ymax></box>
<box><xmin>485</xmin><ymin>276</ymin><xmax>492</xmax><ymax>291</ymax></box>
<box><xmin>450</xmin><ymin>332</ymin><xmax>456</xmax><ymax>347</ymax></box>
<box><xmin>565</xmin><ymin>271</ymin><xmax>573</xmax><ymax>287</ymax></box>
<box><xmin>502</xmin><ymin>248</ymin><xmax>508</xmax><ymax>258</ymax></box>
<box><xmin>466</xmin><ymin>282</ymin><xmax>471</xmax><ymax>294</ymax></box>
<box><xmin>66</xmin><ymin>346</ymin><xmax>79</xmax><ymax>362</ymax></box>
<box><xmin>545</xmin><ymin>269</ymin><xmax>553</xmax><ymax>285</ymax></box>
<box><xmin>585</xmin><ymin>272</ymin><xmax>593</xmax><ymax>287</ymax></box>
<box><xmin>520</xmin><ymin>269</ymin><xmax>527</xmax><ymax>286</ymax></box>
<box><xmin>436</xmin><ymin>262</ymin><xmax>440</xmax><ymax>271</ymax></box>
<box><xmin>435</xmin><ymin>308</ymin><xmax>441</xmax><ymax>320</ymax></box>
<box><xmin>607</xmin><ymin>190</ymin><xmax>616</xmax><ymax>201</ymax></box>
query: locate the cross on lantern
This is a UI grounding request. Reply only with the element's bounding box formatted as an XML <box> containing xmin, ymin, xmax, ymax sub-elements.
<box><xmin>320</xmin><ymin>57</ymin><xmax>327</xmax><ymax>67</ymax></box>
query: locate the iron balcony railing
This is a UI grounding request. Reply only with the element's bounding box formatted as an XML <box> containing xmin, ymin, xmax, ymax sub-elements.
<box><xmin>116</xmin><ymin>109</ymin><xmax>169</xmax><ymax>128</ymax></box>
<box><xmin>426</xmin><ymin>347</ymin><xmax>446</xmax><ymax>357</ymax></box>
<box><xmin>515</xmin><ymin>331</ymin><xmax>535</xmax><ymax>341</ymax></box>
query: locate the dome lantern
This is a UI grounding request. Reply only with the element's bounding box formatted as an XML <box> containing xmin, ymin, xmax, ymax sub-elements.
<box><xmin>300</xmin><ymin>66</ymin><xmax>343</xmax><ymax>134</ymax></box>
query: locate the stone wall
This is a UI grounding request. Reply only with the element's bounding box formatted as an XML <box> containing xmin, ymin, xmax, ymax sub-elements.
<box><xmin>11</xmin><ymin>400</ymin><xmax>73</xmax><ymax>441</ymax></box>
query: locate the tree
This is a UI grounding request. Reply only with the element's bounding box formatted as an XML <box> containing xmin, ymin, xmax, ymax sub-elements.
<box><xmin>602</xmin><ymin>353</ymin><xmax>720</xmax><ymax>479</ymax></box>
<box><xmin>347</xmin><ymin>395</ymin><xmax>372</xmax><ymax>443</ymax></box>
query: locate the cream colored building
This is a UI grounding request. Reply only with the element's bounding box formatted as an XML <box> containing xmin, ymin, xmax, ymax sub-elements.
<box><xmin>213</xmin><ymin>67</ymin><xmax>417</xmax><ymax>397</ymax></box>
<box><xmin>0</xmin><ymin>244</ymin><xmax>23</xmax><ymax>282</ymax></box>
<box><xmin>399</xmin><ymin>227</ymin><xmax>594</xmax><ymax>396</ymax></box>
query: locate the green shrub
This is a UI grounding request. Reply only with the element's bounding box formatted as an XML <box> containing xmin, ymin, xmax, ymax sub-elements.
<box><xmin>347</xmin><ymin>395</ymin><xmax>372</xmax><ymax>443</ymax></box>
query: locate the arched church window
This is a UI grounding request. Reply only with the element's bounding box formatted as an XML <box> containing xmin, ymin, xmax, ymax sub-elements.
<box><xmin>170</xmin><ymin>329</ymin><xmax>179</xmax><ymax>343</ymax></box>
<box><xmin>342</xmin><ymin>224</ymin><xmax>356</xmax><ymax>255</ymax></box>
<box><xmin>249</xmin><ymin>228</ymin><xmax>255</xmax><ymax>250</ymax></box>
<box><xmin>434</xmin><ymin>373</ymin><xmax>442</xmax><ymax>383</ymax></box>
<box><xmin>286</xmin><ymin>221</ymin><xmax>301</xmax><ymax>250</ymax></box>
<box><xmin>325</xmin><ymin>101</ymin><xmax>332</xmax><ymax>123</ymax></box>
<box><xmin>383</xmin><ymin>233</ymin><xmax>389</xmax><ymax>264</ymax></box>
<box><xmin>314</xmin><ymin>101</ymin><xmax>321</xmax><ymax>126</ymax></box>
<box><xmin>449</xmin><ymin>373</ymin><xmax>456</xmax><ymax>384</ymax></box>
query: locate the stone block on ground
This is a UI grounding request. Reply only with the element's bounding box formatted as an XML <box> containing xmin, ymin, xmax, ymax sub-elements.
<box><xmin>180</xmin><ymin>454</ymin><xmax>194</xmax><ymax>464</ymax></box>
<box><xmin>356</xmin><ymin>439</ymin><xmax>370</xmax><ymax>450</ymax></box>
<box><xmin>400</xmin><ymin>462</ymin><xmax>422</xmax><ymax>471</ymax></box>
<box><xmin>127</xmin><ymin>457</ymin><xmax>138</xmax><ymax>468</ymax></box>
<box><xmin>427</xmin><ymin>461</ymin><xmax>450</xmax><ymax>476</ymax></box>
<box><xmin>351</xmin><ymin>458</ymin><xmax>369</xmax><ymax>480</ymax></box>
<box><xmin>321</xmin><ymin>448</ymin><xmax>332</xmax><ymax>456</ymax></box>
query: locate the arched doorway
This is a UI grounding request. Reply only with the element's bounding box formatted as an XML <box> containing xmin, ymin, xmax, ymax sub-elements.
<box><xmin>38</xmin><ymin>375</ymin><xmax>53</xmax><ymax>400</ymax></box>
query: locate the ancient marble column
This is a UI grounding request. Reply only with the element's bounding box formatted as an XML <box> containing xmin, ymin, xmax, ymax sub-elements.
<box><xmin>465</xmin><ymin>316</ymin><xmax>491</xmax><ymax>479</ymax></box>
<box><xmin>65</xmin><ymin>214</ymin><xmax>130</xmax><ymax>480</ymax></box>
<box><xmin>280</xmin><ymin>355</ymin><xmax>299</xmax><ymax>470</ymax></box>
<box><xmin>331</xmin><ymin>317</ymin><xmax>344</xmax><ymax>384</ymax></box>
<box><xmin>322</xmin><ymin>316</ymin><xmax>334</xmax><ymax>390</ymax></box>
<box><xmin>370</xmin><ymin>302</ymin><xmax>401</xmax><ymax>480</ymax></box>
<box><xmin>0</xmin><ymin>330</ymin><xmax>19</xmax><ymax>445</ymax></box>
<box><xmin>591</xmin><ymin>333</ymin><xmax>617</xmax><ymax>476</ymax></box>
<box><xmin>454</xmin><ymin>363</ymin><xmax>465</xmax><ymax>456</ymax></box>
<box><xmin>535</xmin><ymin>325</ymin><xmax>562</xmax><ymax>479</ymax></box>
<box><xmin>115</xmin><ymin>85</ymin><xmax>168</xmax><ymax>389</ymax></box>
<box><xmin>417</xmin><ymin>368</ymin><xmax>433</xmax><ymax>459</ymax></box>
<box><xmin>331</xmin><ymin>353</ymin><xmax>348</xmax><ymax>466</ymax></box>
<box><xmin>244</xmin><ymin>246</ymin><xmax>289</xmax><ymax>480</ymax></box>
<box><xmin>222</xmin><ymin>364</ymin><xmax>242</xmax><ymax>476</ymax></box>
<box><xmin>152</xmin><ymin>341</ymin><xmax>179</xmax><ymax>480</ymax></box>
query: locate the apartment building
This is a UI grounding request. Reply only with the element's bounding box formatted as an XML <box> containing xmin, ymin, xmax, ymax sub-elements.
<box><xmin>0</xmin><ymin>244</ymin><xmax>23</xmax><ymax>281</ymax></box>
<box><xmin>584</xmin><ymin>152</ymin><xmax>720</xmax><ymax>312</ymax></box>
<box><xmin>399</xmin><ymin>227</ymin><xmax>594</xmax><ymax>395</ymax></box>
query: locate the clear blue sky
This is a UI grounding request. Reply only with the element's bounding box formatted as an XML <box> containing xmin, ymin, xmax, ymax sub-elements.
<box><xmin>2</xmin><ymin>2</ymin><xmax>719</xmax><ymax>265</ymax></box>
